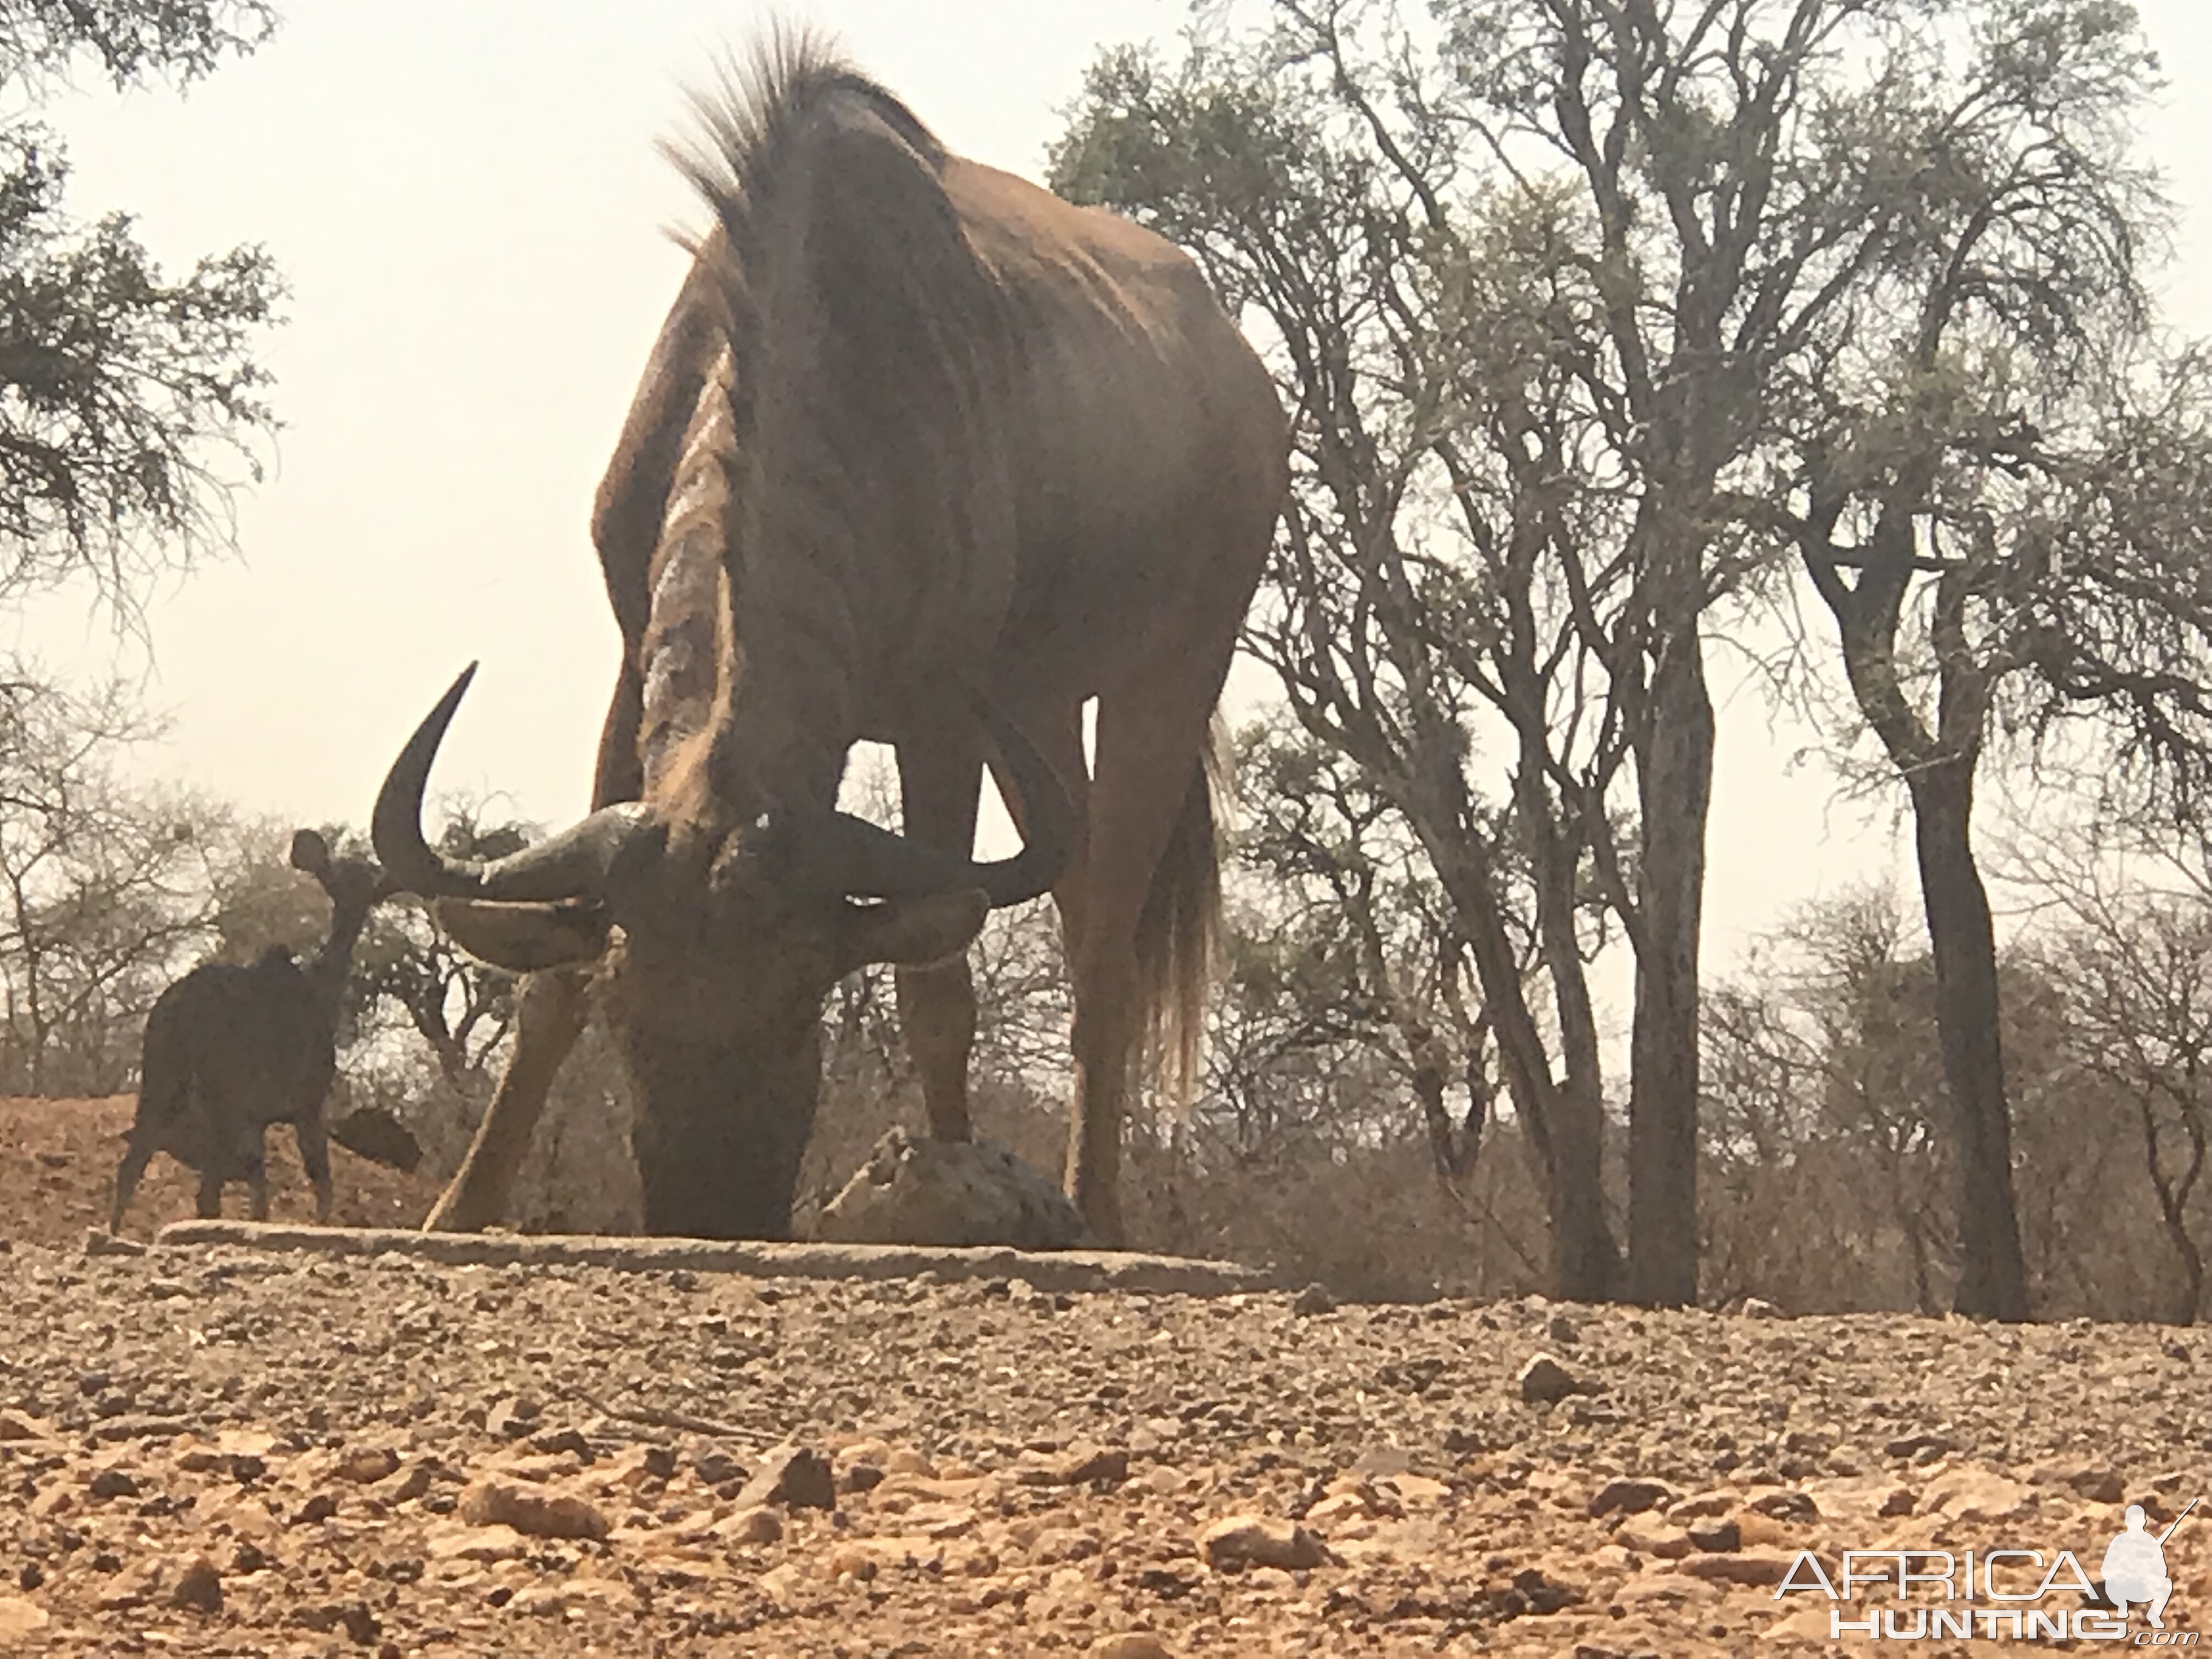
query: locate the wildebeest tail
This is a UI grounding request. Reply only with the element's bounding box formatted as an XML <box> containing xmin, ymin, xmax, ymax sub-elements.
<box><xmin>1136</xmin><ymin>716</ymin><xmax>1228</xmax><ymax>1120</ymax></box>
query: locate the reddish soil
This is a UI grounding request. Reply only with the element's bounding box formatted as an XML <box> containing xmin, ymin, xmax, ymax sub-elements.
<box><xmin>0</xmin><ymin>1095</ymin><xmax>442</xmax><ymax>1248</ymax></box>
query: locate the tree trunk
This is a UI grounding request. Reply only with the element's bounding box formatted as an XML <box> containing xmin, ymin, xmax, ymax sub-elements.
<box><xmin>1906</xmin><ymin>761</ymin><xmax>2029</xmax><ymax>1322</ymax></box>
<box><xmin>1418</xmin><ymin>826</ymin><xmax>1620</xmax><ymax>1300</ymax></box>
<box><xmin>1626</xmin><ymin>626</ymin><xmax>1713</xmax><ymax>1307</ymax></box>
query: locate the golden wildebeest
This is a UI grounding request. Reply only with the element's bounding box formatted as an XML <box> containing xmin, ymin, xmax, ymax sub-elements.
<box><xmin>371</xmin><ymin>31</ymin><xmax>1290</xmax><ymax>1245</ymax></box>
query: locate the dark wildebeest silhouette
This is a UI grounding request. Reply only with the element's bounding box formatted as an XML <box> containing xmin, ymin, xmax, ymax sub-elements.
<box><xmin>109</xmin><ymin>830</ymin><xmax>396</xmax><ymax>1231</ymax></box>
<box><xmin>370</xmin><ymin>31</ymin><xmax>1290</xmax><ymax>1246</ymax></box>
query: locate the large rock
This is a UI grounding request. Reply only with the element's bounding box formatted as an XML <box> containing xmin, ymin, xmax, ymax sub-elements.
<box><xmin>815</xmin><ymin>1128</ymin><xmax>1093</xmax><ymax>1250</ymax></box>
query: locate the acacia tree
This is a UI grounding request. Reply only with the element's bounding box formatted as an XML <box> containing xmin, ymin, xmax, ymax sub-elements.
<box><xmin>2006</xmin><ymin>820</ymin><xmax>2212</xmax><ymax>1324</ymax></box>
<box><xmin>0</xmin><ymin>1</ymin><xmax>286</xmax><ymax>1091</ymax></box>
<box><xmin>0</xmin><ymin>0</ymin><xmax>283</xmax><ymax>623</ymax></box>
<box><xmin>1059</xmin><ymin>0</ymin><xmax>2038</xmax><ymax>1303</ymax></box>
<box><xmin>0</xmin><ymin>675</ymin><xmax>228</xmax><ymax>1092</ymax></box>
<box><xmin>353</xmin><ymin>810</ymin><xmax>527</xmax><ymax>1091</ymax></box>
<box><xmin>1228</xmin><ymin>716</ymin><xmax>1499</xmax><ymax>1187</ymax></box>
<box><xmin>1754</xmin><ymin>4</ymin><xmax>2212</xmax><ymax>1320</ymax></box>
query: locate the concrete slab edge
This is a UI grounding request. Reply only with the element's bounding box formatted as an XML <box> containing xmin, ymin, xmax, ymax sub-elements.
<box><xmin>150</xmin><ymin>1221</ymin><xmax>1283</xmax><ymax>1298</ymax></box>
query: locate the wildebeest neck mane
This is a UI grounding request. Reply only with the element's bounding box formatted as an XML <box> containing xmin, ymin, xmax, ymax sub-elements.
<box><xmin>656</xmin><ymin>30</ymin><xmax>1009</xmax><ymax>816</ymax></box>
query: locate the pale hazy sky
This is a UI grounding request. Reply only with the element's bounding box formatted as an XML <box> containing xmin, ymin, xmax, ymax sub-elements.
<box><xmin>16</xmin><ymin>0</ymin><xmax>2212</xmax><ymax>984</ymax></box>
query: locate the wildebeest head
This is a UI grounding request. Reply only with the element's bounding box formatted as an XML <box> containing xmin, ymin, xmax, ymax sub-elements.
<box><xmin>369</xmin><ymin>665</ymin><xmax>1073</xmax><ymax>1238</ymax></box>
<box><xmin>288</xmin><ymin>826</ymin><xmax>399</xmax><ymax>919</ymax></box>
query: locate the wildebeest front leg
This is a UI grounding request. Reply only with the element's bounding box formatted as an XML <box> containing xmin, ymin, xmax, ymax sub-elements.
<box><xmin>894</xmin><ymin>728</ymin><xmax>990</xmax><ymax>1142</ymax></box>
<box><xmin>296</xmin><ymin>1114</ymin><xmax>334</xmax><ymax>1223</ymax></box>
<box><xmin>424</xmin><ymin>966</ymin><xmax>590</xmax><ymax>1232</ymax></box>
<box><xmin>195</xmin><ymin>1167</ymin><xmax>227</xmax><ymax>1220</ymax></box>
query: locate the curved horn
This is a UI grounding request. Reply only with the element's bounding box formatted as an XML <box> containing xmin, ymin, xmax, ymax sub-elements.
<box><xmin>789</xmin><ymin>692</ymin><xmax>1076</xmax><ymax>910</ymax></box>
<box><xmin>372</xmin><ymin>663</ymin><xmax>662</xmax><ymax>904</ymax></box>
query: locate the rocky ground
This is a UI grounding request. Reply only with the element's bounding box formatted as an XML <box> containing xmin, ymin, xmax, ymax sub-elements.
<box><xmin>2</xmin><ymin>1096</ymin><xmax>442</xmax><ymax>1248</ymax></box>
<box><xmin>0</xmin><ymin>1096</ymin><xmax>2205</xmax><ymax>1655</ymax></box>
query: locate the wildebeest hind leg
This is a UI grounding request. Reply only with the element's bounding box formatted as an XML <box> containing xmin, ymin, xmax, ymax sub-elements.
<box><xmin>246</xmin><ymin>1145</ymin><xmax>270</xmax><ymax>1221</ymax></box>
<box><xmin>109</xmin><ymin>1139</ymin><xmax>154</xmax><ymax>1233</ymax></box>
<box><xmin>1062</xmin><ymin>662</ymin><xmax>1230</xmax><ymax>1248</ymax></box>
<box><xmin>195</xmin><ymin>1167</ymin><xmax>225</xmax><ymax>1220</ymax></box>
<box><xmin>424</xmin><ymin>966</ymin><xmax>591</xmax><ymax>1232</ymax></box>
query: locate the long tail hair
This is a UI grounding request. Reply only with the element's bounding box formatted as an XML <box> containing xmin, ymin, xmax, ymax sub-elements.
<box><xmin>1136</xmin><ymin>716</ymin><xmax>1230</xmax><ymax>1118</ymax></box>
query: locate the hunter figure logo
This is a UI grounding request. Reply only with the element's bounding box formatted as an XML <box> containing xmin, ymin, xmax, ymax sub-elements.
<box><xmin>2103</xmin><ymin>1503</ymin><xmax>2182</xmax><ymax>1630</ymax></box>
<box><xmin>1773</xmin><ymin>1496</ymin><xmax>2199</xmax><ymax>1643</ymax></box>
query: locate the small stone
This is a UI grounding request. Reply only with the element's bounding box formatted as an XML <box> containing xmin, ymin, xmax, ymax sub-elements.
<box><xmin>1677</xmin><ymin>1549</ymin><xmax>1797</xmax><ymax>1586</ymax></box>
<box><xmin>711</xmin><ymin>1505</ymin><xmax>783</xmax><ymax>1543</ymax></box>
<box><xmin>1198</xmin><ymin>1515</ymin><xmax>1327</xmax><ymax>1571</ymax></box>
<box><xmin>1747</xmin><ymin>1489</ymin><xmax>1818</xmax><ymax>1524</ymax></box>
<box><xmin>457</xmin><ymin>1478</ymin><xmax>608</xmax><ymax>1541</ymax></box>
<box><xmin>1545</xmin><ymin>1312</ymin><xmax>1579</xmax><ymax>1344</ymax></box>
<box><xmin>1883</xmin><ymin>1433</ymin><xmax>1951</xmax><ymax>1463</ymax></box>
<box><xmin>485</xmin><ymin>1396</ymin><xmax>540</xmax><ymax>1440</ymax></box>
<box><xmin>424</xmin><ymin>1522</ymin><xmax>527</xmax><ymax>1562</ymax></box>
<box><xmin>1686</xmin><ymin>1519</ymin><xmax>1740</xmax><ymax>1553</ymax></box>
<box><xmin>87</xmin><ymin>1467</ymin><xmax>139</xmax><ymax>1500</ymax></box>
<box><xmin>0</xmin><ymin>1409</ymin><xmax>54</xmax><ymax>1442</ymax></box>
<box><xmin>170</xmin><ymin>1555</ymin><xmax>222</xmax><ymax>1613</ymax></box>
<box><xmin>1517</xmin><ymin>1353</ymin><xmax>1588</xmax><ymax>1405</ymax></box>
<box><xmin>296</xmin><ymin>1600</ymin><xmax>381</xmax><ymax>1643</ymax></box>
<box><xmin>1615</xmin><ymin>1522</ymin><xmax>1694</xmax><ymax>1560</ymax></box>
<box><xmin>336</xmin><ymin>1447</ymin><xmax>401</xmax><ymax>1485</ymax></box>
<box><xmin>293</xmin><ymin>1491</ymin><xmax>338</xmax><ymax>1525</ymax></box>
<box><xmin>694</xmin><ymin>1450</ymin><xmax>746</xmax><ymax>1487</ymax></box>
<box><xmin>1087</xmin><ymin>1637</ymin><xmax>1176</xmax><ymax>1659</ymax></box>
<box><xmin>1292</xmin><ymin>1283</ymin><xmax>1337</xmax><ymax>1317</ymax></box>
<box><xmin>91</xmin><ymin>1414</ymin><xmax>189</xmax><ymax>1443</ymax></box>
<box><xmin>841</xmin><ymin>1463</ymin><xmax>885</xmax><ymax>1494</ymax></box>
<box><xmin>1588</xmin><ymin>1479</ymin><xmax>1672</xmax><ymax>1518</ymax></box>
<box><xmin>0</xmin><ymin>1596</ymin><xmax>49</xmax><ymax>1637</ymax></box>
<box><xmin>733</xmin><ymin>1444</ymin><xmax>836</xmax><ymax>1512</ymax></box>
<box><xmin>1741</xmin><ymin>1297</ymin><xmax>1784</xmax><ymax>1319</ymax></box>
<box><xmin>2069</xmin><ymin>1467</ymin><xmax>2125</xmax><ymax>1504</ymax></box>
<box><xmin>1508</xmin><ymin>1565</ymin><xmax>1582</xmax><ymax>1613</ymax></box>
<box><xmin>1018</xmin><ymin>1442</ymin><xmax>1129</xmax><ymax>1488</ymax></box>
<box><xmin>96</xmin><ymin>1559</ymin><xmax>163</xmax><ymax>1611</ymax></box>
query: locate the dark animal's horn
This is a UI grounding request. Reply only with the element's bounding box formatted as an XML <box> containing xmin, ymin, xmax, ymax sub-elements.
<box><xmin>795</xmin><ymin>694</ymin><xmax>1075</xmax><ymax>910</ymax></box>
<box><xmin>372</xmin><ymin>664</ymin><xmax>662</xmax><ymax>903</ymax></box>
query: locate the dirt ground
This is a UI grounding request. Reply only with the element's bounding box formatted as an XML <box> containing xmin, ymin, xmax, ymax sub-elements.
<box><xmin>0</xmin><ymin>1094</ymin><xmax>2207</xmax><ymax>1656</ymax></box>
<box><xmin>1</xmin><ymin>1097</ymin><xmax>443</xmax><ymax>1247</ymax></box>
